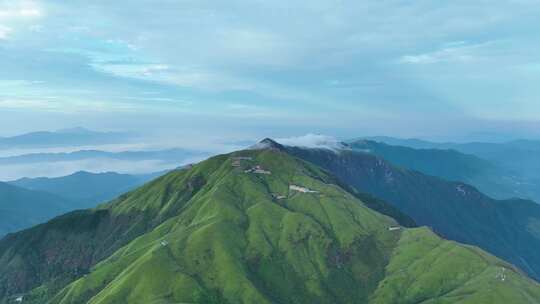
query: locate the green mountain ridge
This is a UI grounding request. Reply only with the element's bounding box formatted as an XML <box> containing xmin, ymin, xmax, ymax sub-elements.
<box><xmin>1</xmin><ymin>144</ymin><xmax>539</xmax><ymax>303</ymax></box>
<box><xmin>285</xmin><ymin>144</ymin><xmax>540</xmax><ymax>282</ymax></box>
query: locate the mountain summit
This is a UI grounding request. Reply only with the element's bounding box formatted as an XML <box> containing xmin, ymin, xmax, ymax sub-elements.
<box><xmin>0</xmin><ymin>147</ymin><xmax>539</xmax><ymax>303</ymax></box>
<box><xmin>249</xmin><ymin>138</ymin><xmax>286</xmax><ymax>151</ymax></box>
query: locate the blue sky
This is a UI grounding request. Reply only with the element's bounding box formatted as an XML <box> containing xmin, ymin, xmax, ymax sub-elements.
<box><xmin>1</xmin><ymin>0</ymin><xmax>540</xmax><ymax>142</ymax></box>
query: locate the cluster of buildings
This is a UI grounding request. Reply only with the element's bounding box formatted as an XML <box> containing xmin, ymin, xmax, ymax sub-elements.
<box><xmin>231</xmin><ymin>156</ymin><xmax>272</xmax><ymax>175</ymax></box>
<box><xmin>230</xmin><ymin>156</ymin><xmax>326</xmax><ymax>201</ymax></box>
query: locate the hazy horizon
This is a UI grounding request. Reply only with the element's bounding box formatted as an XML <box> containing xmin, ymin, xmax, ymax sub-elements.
<box><xmin>1</xmin><ymin>125</ymin><xmax>538</xmax><ymax>144</ymax></box>
<box><xmin>2</xmin><ymin>0</ymin><xmax>540</xmax><ymax>178</ymax></box>
<box><xmin>0</xmin><ymin>126</ymin><xmax>538</xmax><ymax>180</ymax></box>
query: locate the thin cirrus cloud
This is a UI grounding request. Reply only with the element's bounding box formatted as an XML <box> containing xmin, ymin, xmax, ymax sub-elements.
<box><xmin>0</xmin><ymin>0</ymin><xmax>540</xmax><ymax>140</ymax></box>
<box><xmin>0</xmin><ymin>25</ymin><xmax>12</xmax><ymax>39</ymax></box>
<box><xmin>0</xmin><ymin>0</ymin><xmax>42</xmax><ymax>39</ymax></box>
<box><xmin>398</xmin><ymin>41</ymin><xmax>490</xmax><ymax>65</ymax></box>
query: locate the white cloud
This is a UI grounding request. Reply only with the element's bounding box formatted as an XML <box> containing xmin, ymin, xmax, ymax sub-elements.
<box><xmin>398</xmin><ymin>41</ymin><xmax>492</xmax><ymax>65</ymax></box>
<box><xmin>92</xmin><ymin>63</ymin><xmax>169</xmax><ymax>79</ymax></box>
<box><xmin>0</xmin><ymin>24</ymin><xmax>11</xmax><ymax>39</ymax></box>
<box><xmin>276</xmin><ymin>134</ymin><xmax>346</xmax><ymax>151</ymax></box>
<box><xmin>0</xmin><ymin>0</ymin><xmax>43</xmax><ymax>39</ymax></box>
<box><xmin>0</xmin><ymin>8</ymin><xmax>41</xmax><ymax>18</ymax></box>
<box><xmin>0</xmin><ymin>0</ymin><xmax>42</xmax><ymax>19</ymax></box>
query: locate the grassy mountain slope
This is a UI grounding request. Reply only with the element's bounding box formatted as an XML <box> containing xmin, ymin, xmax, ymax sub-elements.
<box><xmin>286</xmin><ymin>146</ymin><xmax>540</xmax><ymax>282</ymax></box>
<box><xmin>1</xmin><ymin>145</ymin><xmax>539</xmax><ymax>303</ymax></box>
<box><xmin>0</xmin><ymin>164</ymin><xmax>208</xmax><ymax>302</ymax></box>
<box><xmin>371</xmin><ymin>227</ymin><xmax>540</xmax><ymax>303</ymax></box>
<box><xmin>0</xmin><ymin>182</ymin><xmax>72</xmax><ymax>237</ymax></box>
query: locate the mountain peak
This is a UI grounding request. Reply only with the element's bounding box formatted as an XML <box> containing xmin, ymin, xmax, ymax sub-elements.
<box><xmin>249</xmin><ymin>138</ymin><xmax>285</xmax><ymax>151</ymax></box>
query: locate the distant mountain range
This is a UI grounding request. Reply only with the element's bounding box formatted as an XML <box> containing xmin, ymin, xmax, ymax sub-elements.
<box><xmin>0</xmin><ymin>182</ymin><xmax>72</xmax><ymax>236</ymax></box>
<box><xmin>360</xmin><ymin>136</ymin><xmax>540</xmax><ymax>171</ymax></box>
<box><xmin>348</xmin><ymin>140</ymin><xmax>532</xmax><ymax>201</ymax></box>
<box><xmin>355</xmin><ymin>137</ymin><xmax>540</xmax><ymax>202</ymax></box>
<box><xmin>0</xmin><ymin>171</ymin><xmax>170</xmax><ymax>237</ymax></box>
<box><xmin>0</xmin><ymin>148</ymin><xmax>208</xmax><ymax>165</ymax></box>
<box><xmin>1</xmin><ymin>139</ymin><xmax>539</xmax><ymax>303</ymax></box>
<box><xmin>0</xmin><ymin>137</ymin><xmax>211</xmax><ymax>181</ymax></box>
<box><xmin>9</xmin><ymin>171</ymin><xmax>166</xmax><ymax>207</ymax></box>
<box><xmin>0</xmin><ymin>127</ymin><xmax>135</xmax><ymax>149</ymax></box>
<box><xmin>360</xmin><ymin>136</ymin><xmax>540</xmax><ymax>151</ymax></box>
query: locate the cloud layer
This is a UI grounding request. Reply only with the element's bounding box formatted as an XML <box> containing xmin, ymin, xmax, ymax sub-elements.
<box><xmin>276</xmin><ymin>134</ymin><xmax>346</xmax><ymax>151</ymax></box>
<box><xmin>1</xmin><ymin>0</ymin><xmax>540</xmax><ymax>140</ymax></box>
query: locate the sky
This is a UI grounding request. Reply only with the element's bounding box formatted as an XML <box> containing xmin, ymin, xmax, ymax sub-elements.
<box><xmin>1</xmin><ymin>0</ymin><xmax>540</xmax><ymax>142</ymax></box>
